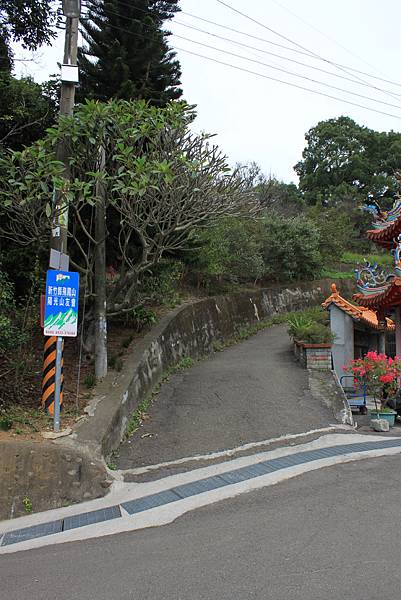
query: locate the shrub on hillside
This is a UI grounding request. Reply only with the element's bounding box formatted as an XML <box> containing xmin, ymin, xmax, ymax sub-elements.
<box><xmin>261</xmin><ymin>214</ymin><xmax>322</xmax><ymax>281</ymax></box>
<box><xmin>192</xmin><ymin>217</ymin><xmax>265</xmax><ymax>284</ymax></box>
<box><xmin>0</xmin><ymin>269</ymin><xmax>26</xmax><ymax>355</ymax></box>
<box><xmin>287</xmin><ymin>311</ymin><xmax>334</xmax><ymax>344</ymax></box>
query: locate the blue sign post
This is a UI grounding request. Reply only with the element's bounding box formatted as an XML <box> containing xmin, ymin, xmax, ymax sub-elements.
<box><xmin>44</xmin><ymin>270</ymin><xmax>79</xmax><ymax>337</ymax></box>
<box><xmin>44</xmin><ymin>270</ymin><xmax>79</xmax><ymax>431</ymax></box>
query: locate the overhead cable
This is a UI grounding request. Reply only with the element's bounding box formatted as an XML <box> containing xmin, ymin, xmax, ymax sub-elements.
<box><xmin>80</xmin><ymin>6</ymin><xmax>401</xmax><ymax>112</ymax></box>
<box><xmin>215</xmin><ymin>0</ymin><xmax>401</xmax><ymax>103</ymax></box>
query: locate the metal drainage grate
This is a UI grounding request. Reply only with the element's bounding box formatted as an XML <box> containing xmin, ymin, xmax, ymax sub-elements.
<box><xmin>2</xmin><ymin>437</ymin><xmax>401</xmax><ymax>547</ymax></box>
<box><xmin>121</xmin><ymin>490</ymin><xmax>181</xmax><ymax>515</ymax></box>
<box><xmin>63</xmin><ymin>506</ymin><xmax>121</xmax><ymax>531</ymax></box>
<box><xmin>2</xmin><ymin>520</ymin><xmax>63</xmax><ymax>547</ymax></box>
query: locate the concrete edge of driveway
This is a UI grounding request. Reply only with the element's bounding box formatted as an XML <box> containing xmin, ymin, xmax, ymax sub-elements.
<box><xmin>1</xmin><ymin>432</ymin><xmax>400</xmax><ymax>554</ymax></box>
<box><xmin>308</xmin><ymin>369</ymin><xmax>354</xmax><ymax>427</ymax></box>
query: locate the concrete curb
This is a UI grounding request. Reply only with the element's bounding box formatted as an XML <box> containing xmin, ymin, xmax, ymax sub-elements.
<box><xmin>1</xmin><ymin>433</ymin><xmax>400</xmax><ymax>554</ymax></box>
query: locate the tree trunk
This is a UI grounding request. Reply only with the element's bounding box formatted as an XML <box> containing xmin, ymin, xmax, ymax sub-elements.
<box><xmin>94</xmin><ymin>147</ymin><xmax>108</xmax><ymax>380</ymax></box>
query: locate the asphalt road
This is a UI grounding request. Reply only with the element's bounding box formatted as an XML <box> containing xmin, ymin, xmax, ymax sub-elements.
<box><xmin>3</xmin><ymin>455</ymin><xmax>401</xmax><ymax>600</ymax></box>
<box><xmin>118</xmin><ymin>325</ymin><xmax>334</xmax><ymax>470</ymax></box>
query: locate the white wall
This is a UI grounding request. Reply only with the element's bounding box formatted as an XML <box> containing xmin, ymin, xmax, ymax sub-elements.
<box><xmin>329</xmin><ymin>305</ymin><xmax>354</xmax><ymax>383</ymax></box>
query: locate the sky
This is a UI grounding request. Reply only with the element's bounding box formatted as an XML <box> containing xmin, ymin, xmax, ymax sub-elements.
<box><xmin>14</xmin><ymin>0</ymin><xmax>401</xmax><ymax>183</ymax></box>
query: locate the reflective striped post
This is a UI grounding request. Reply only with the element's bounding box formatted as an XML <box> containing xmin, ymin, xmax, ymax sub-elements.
<box><xmin>41</xmin><ymin>337</ymin><xmax>64</xmax><ymax>416</ymax></box>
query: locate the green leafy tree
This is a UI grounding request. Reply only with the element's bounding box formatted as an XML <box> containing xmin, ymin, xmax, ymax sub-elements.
<box><xmin>261</xmin><ymin>214</ymin><xmax>321</xmax><ymax>281</ymax></box>
<box><xmin>193</xmin><ymin>217</ymin><xmax>265</xmax><ymax>284</ymax></box>
<box><xmin>0</xmin><ymin>99</ymin><xmax>257</xmax><ymax>374</ymax></box>
<box><xmin>0</xmin><ymin>74</ymin><xmax>57</xmax><ymax>150</ymax></box>
<box><xmin>79</xmin><ymin>0</ymin><xmax>182</xmax><ymax>104</ymax></box>
<box><xmin>0</xmin><ymin>0</ymin><xmax>60</xmax><ymax>70</ymax></box>
<box><xmin>308</xmin><ymin>205</ymin><xmax>355</xmax><ymax>263</ymax></box>
<box><xmin>295</xmin><ymin>116</ymin><xmax>401</xmax><ymax>206</ymax></box>
<box><xmin>235</xmin><ymin>162</ymin><xmax>304</xmax><ymax>216</ymax></box>
<box><xmin>257</xmin><ymin>177</ymin><xmax>303</xmax><ymax>216</ymax></box>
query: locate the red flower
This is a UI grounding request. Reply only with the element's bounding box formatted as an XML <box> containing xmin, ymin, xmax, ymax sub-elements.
<box><xmin>379</xmin><ymin>374</ymin><xmax>395</xmax><ymax>384</ymax></box>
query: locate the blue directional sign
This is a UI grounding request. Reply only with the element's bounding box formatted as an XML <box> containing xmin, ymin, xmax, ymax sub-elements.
<box><xmin>44</xmin><ymin>270</ymin><xmax>79</xmax><ymax>337</ymax></box>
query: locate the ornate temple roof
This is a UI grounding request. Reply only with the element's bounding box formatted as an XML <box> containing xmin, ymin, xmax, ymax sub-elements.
<box><xmin>353</xmin><ymin>277</ymin><xmax>401</xmax><ymax>311</ymax></box>
<box><xmin>366</xmin><ymin>214</ymin><xmax>401</xmax><ymax>247</ymax></box>
<box><xmin>323</xmin><ymin>284</ymin><xmax>394</xmax><ymax>330</ymax></box>
<box><xmin>364</xmin><ymin>195</ymin><xmax>401</xmax><ymax>247</ymax></box>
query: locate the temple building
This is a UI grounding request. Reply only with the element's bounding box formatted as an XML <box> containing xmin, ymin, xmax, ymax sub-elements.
<box><xmin>353</xmin><ymin>196</ymin><xmax>401</xmax><ymax>357</ymax></box>
<box><xmin>323</xmin><ymin>284</ymin><xmax>394</xmax><ymax>381</ymax></box>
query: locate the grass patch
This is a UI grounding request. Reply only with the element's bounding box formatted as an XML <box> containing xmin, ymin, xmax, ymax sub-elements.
<box><xmin>341</xmin><ymin>251</ymin><xmax>392</xmax><ymax>266</ymax></box>
<box><xmin>109</xmin><ymin>355</ymin><xmax>123</xmax><ymax>371</ymax></box>
<box><xmin>321</xmin><ymin>269</ymin><xmax>354</xmax><ymax>280</ymax></box>
<box><xmin>0</xmin><ymin>405</ymin><xmax>52</xmax><ymax>433</ymax></box>
<box><xmin>84</xmin><ymin>373</ymin><xmax>96</xmax><ymax>389</ymax></box>
<box><xmin>121</xmin><ymin>334</ymin><xmax>134</xmax><ymax>349</ymax></box>
<box><xmin>22</xmin><ymin>497</ymin><xmax>33</xmax><ymax>514</ymax></box>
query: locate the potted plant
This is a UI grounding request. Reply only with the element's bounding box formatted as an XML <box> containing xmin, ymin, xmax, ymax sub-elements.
<box><xmin>288</xmin><ymin>313</ymin><xmax>334</xmax><ymax>369</ymax></box>
<box><xmin>344</xmin><ymin>351</ymin><xmax>401</xmax><ymax>427</ymax></box>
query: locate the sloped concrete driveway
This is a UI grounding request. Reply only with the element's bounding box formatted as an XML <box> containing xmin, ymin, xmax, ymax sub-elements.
<box><xmin>117</xmin><ymin>325</ymin><xmax>335</xmax><ymax>472</ymax></box>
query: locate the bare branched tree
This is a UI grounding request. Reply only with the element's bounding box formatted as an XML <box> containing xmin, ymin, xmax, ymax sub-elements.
<box><xmin>0</xmin><ymin>100</ymin><xmax>260</xmax><ymax>375</ymax></box>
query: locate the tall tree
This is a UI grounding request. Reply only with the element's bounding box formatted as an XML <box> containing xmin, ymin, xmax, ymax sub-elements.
<box><xmin>0</xmin><ymin>0</ymin><xmax>59</xmax><ymax>71</ymax></box>
<box><xmin>294</xmin><ymin>116</ymin><xmax>401</xmax><ymax>206</ymax></box>
<box><xmin>79</xmin><ymin>0</ymin><xmax>182</xmax><ymax>104</ymax></box>
<box><xmin>0</xmin><ymin>75</ymin><xmax>57</xmax><ymax>150</ymax></box>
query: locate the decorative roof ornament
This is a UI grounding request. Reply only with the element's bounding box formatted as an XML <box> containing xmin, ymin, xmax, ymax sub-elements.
<box><xmin>363</xmin><ymin>194</ymin><xmax>401</xmax><ymax>230</ymax></box>
<box><xmin>354</xmin><ymin>261</ymin><xmax>394</xmax><ymax>296</ymax></box>
<box><xmin>393</xmin><ymin>233</ymin><xmax>401</xmax><ymax>277</ymax></box>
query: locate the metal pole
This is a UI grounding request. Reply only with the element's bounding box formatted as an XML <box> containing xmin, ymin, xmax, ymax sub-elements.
<box><xmin>53</xmin><ymin>337</ymin><xmax>63</xmax><ymax>432</ymax></box>
<box><xmin>42</xmin><ymin>2</ymin><xmax>80</xmax><ymax>426</ymax></box>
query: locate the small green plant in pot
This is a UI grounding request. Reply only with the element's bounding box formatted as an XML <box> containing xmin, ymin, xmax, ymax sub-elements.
<box><xmin>344</xmin><ymin>352</ymin><xmax>401</xmax><ymax>427</ymax></box>
<box><xmin>287</xmin><ymin>314</ymin><xmax>334</xmax><ymax>344</ymax></box>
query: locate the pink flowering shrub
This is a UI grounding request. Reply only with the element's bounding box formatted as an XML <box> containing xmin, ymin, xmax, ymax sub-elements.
<box><xmin>344</xmin><ymin>351</ymin><xmax>401</xmax><ymax>410</ymax></box>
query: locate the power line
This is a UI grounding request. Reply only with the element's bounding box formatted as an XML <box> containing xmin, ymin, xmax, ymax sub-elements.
<box><xmin>172</xmin><ymin>20</ymin><xmax>401</xmax><ymax>101</ymax></box>
<box><xmin>80</xmin><ymin>5</ymin><xmax>401</xmax><ymax>112</ymax></box>
<box><xmin>173</xmin><ymin>45</ymin><xmax>401</xmax><ymax>122</ymax></box>
<box><xmin>173</xmin><ymin>36</ymin><xmax>401</xmax><ymax>111</ymax></box>
<box><xmin>83</xmin><ymin>0</ymin><xmax>401</xmax><ymax>91</ymax></box>
<box><xmin>215</xmin><ymin>0</ymin><xmax>401</xmax><ymax>104</ymax></box>
<box><xmin>268</xmin><ymin>0</ymin><xmax>384</xmax><ymax>76</ymax></box>
<box><xmin>179</xmin><ymin>10</ymin><xmax>401</xmax><ymax>89</ymax></box>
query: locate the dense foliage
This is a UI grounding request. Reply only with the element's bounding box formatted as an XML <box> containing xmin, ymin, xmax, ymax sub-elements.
<box><xmin>294</xmin><ymin>116</ymin><xmax>401</xmax><ymax>208</ymax></box>
<box><xmin>79</xmin><ymin>0</ymin><xmax>182</xmax><ymax>104</ymax></box>
<box><xmin>0</xmin><ymin>100</ymin><xmax>256</xmax><ymax>344</ymax></box>
<box><xmin>0</xmin><ymin>0</ymin><xmax>59</xmax><ymax>70</ymax></box>
<box><xmin>0</xmin><ymin>74</ymin><xmax>57</xmax><ymax>150</ymax></box>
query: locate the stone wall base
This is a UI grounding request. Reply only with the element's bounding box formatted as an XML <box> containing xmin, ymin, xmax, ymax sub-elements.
<box><xmin>294</xmin><ymin>341</ymin><xmax>332</xmax><ymax>370</ymax></box>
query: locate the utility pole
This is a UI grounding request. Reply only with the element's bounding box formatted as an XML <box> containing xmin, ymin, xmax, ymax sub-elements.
<box><xmin>51</xmin><ymin>0</ymin><xmax>80</xmax><ymax>254</ymax></box>
<box><xmin>94</xmin><ymin>146</ymin><xmax>108</xmax><ymax>379</ymax></box>
<box><xmin>42</xmin><ymin>1</ymin><xmax>81</xmax><ymax>430</ymax></box>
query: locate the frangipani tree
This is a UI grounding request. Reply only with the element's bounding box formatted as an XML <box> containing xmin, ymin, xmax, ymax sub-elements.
<box><xmin>0</xmin><ymin>99</ymin><xmax>259</xmax><ymax>377</ymax></box>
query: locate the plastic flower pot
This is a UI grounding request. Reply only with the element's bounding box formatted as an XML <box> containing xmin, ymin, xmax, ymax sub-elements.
<box><xmin>370</xmin><ymin>410</ymin><xmax>397</xmax><ymax>427</ymax></box>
